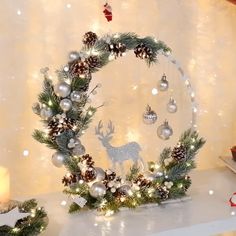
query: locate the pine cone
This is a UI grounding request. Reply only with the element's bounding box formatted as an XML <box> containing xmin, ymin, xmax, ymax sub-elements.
<box><xmin>82</xmin><ymin>31</ymin><xmax>98</xmax><ymax>47</ymax></box>
<box><xmin>48</xmin><ymin>115</ymin><xmax>76</xmax><ymax>140</ymax></box>
<box><xmin>83</xmin><ymin>168</ymin><xmax>96</xmax><ymax>182</ymax></box>
<box><xmin>134</xmin><ymin>174</ymin><xmax>151</xmax><ymax>189</ymax></box>
<box><xmin>156</xmin><ymin>186</ymin><xmax>169</xmax><ymax>200</ymax></box>
<box><xmin>171</xmin><ymin>143</ymin><xmax>187</xmax><ymax>162</ymax></box>
<box><xmin>134</xmin><ymin>43</ymin><xmax>153</xmax><ymax>59</ymax></box>
<box><xmin>85</xmin><ymin>55</ymin><xmax>100</xmax><ymax>69</ymax></box>
<box><xmin>81</xmin><ymin>154</ymin><xmax>95</xmax><ymax>167</ymax></box>
<box><xmin>108</xmin><ymin>43</ymin><xmax>126</xmax><ymax>58</ymax></box>
<box><xmin>62</xmin><ymin>173</ymin><xmax>78</xmax><ymax>186</ymax></box>
<box><xmin>69</xmin><ymin>59</ymin><xmax>90</xmax><ymax>76</ymax></box>
<box><xmin>105</xmin><ymin>169</ymin><xmax>116</xmax><ymax>181</ymax></box>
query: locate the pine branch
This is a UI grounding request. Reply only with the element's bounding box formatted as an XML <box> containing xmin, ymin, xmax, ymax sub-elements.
<box><xmin>126</xmin><ymin>165</ymin><xmax>140</xmax><ymax>181</ymax></box>
<box><xmin>33</xmin><ymin>129</ymin><xmax>58</xmax><ymax>149</ymax></box>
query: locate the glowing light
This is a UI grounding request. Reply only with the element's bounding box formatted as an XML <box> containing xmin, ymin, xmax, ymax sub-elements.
<box><xmin>23</xmin><ymin>150</ymin><xmax>29</xmax><ymax>157</ymax></box>
<box><xmin>94</xmin><ymin>223</ymin><xmax>98</xmax><ymax>227</ymax></box>
<box><xmin>63</xmin><ymin>66</ymin><xmax>69</xmax><ymax>72</ymax></box>
<box><xmin>208</xmin><ymin>190</ymin><xmax>214</xmax><ymax>195</ymax></box>
<box><xmin>48</xmin><ymin>100</ymin><xmax>53</xmax><ymax>106</ymax></box>
<box><xmin>190</xmin><ymin>145</ymin><xmax>195</xmax><ymax>150</ymax></box>
<box><xmin>152</xmin><ymin>88</ymin><xmax>158</xmax><ymax>95</ymax></box>
<box><xmin>12</xmin><ymin>228</ymin><xmax>20</xmax><ymax>232</ymax></box>
<box><xmin>88</xmin><ymin>110</ymin><xmax>93</xmax><ymax>116</ymax></box>
<box><xmin>137</xmin><ymin>192</ymin><xmax>141</xmax><ymax>198</ymax></box>
<box><xmin>231</xmin><ymin>211</ymin><xmax>235</xmax><ymax>216</ymax></box>
<box><xmin>193</xmin><ymin>107</ymin><xmax>198</xmax><ymax>113</ymax></box>
<box><xmin>191</xmin><ymin>92</ymin><xmax>195</xmax><ymax>98</ymax></box>
<box><xmin>60</xmin><ymin>200</ymin><xmax>67</xmax><ymax>206</ymax></box>
<box><xmin>132</xmin><ymin>85</ymin><xmax>138</xmax><ymax>90</ymax></box>
<box><xmin>178</xmin><ymin>183</ymin><xmax>183</xmax><ymax>188</ymax></box>
<box><xmin>66</xmin><ymin>3</ymin><xmax>71</xmax><ymax>8</ymax></box>
<box><xmin>17</xmin><ymin>10</ymin><xmax>22</xmax><ymax>15</ymax></box>
<box><xmin>79</xmin><ymin>180</ymin><xmax>84</xmax><ymax>184</ymax></box>
<box><xmin>105</xmin><ymin>210</ymin><xmax>114</xmax><ymax>217</ymax></box>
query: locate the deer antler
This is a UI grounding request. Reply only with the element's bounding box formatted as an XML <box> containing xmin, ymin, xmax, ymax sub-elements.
<box><xmin>95</xmin><ymin>120</ymin><xmax>104</xmax><ymax>137</ymax></box>
<box><xmin>106</xmin><ymin>120</ymin><xmax>115</xmax><ymax>137</ymax></box>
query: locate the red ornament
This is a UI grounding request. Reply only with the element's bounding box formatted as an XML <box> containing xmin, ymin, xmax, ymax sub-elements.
<box><xmin>103</xmin><ymin>2</ymin><xmax>112</xmax><ymax>22</ymax></box>
<box><xmin>229</xmin><ymin>192</ymin><xmax>236</xmax><ymax>207</ymax></box>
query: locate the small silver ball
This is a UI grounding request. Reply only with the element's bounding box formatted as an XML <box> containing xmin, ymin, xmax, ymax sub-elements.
<box><xmin>95</xmin><ymin>167</ymin><xmax>105</xmax><ymax>181</ymax></box>
<box><xmin>52</xmin><ymin>152</ymin><xmax>66</xmax><ymax>167</ymax></box>
<box><xmin>158</xmin><ymin>74</ymin><xmax>169</xmax><ymax>91</ymax></box>
<box><xmin>118</xmin><ymin>185</ymin><xmax>132</xmax><ymax>196</ymax></box>
<box><xmin>54</xmin><ymin>82</ymin><xmax>71</xmax><ymax>98</ymax></box>
<box><xmin>60</xmin><ymin>99</ymin><xmax>72</xmax><ymax>112</ymax></box>
<box><xmin>69</xmin><ymin>51</ymin><xmax>80</xmax><ymax>61</ymax></box>
<box><xmin>157</xmin><ymin>121</ymin><xmax>173</xmax><ymax>140</ymax></box>
<box><xmin>70</xmin><ymin>91</ymin><xmax>81</xmax><ymax>102</ymax></box>
<box><xmin>89</xmin><ymin>182</ymin><xmax>106</xmax><ymax>198</ymax></box>
<box><xmin>167</xmin><ymin>98</ymin><xmax>177</xmax><ymax>113</ymax></box>
<box><xmin>40</xmin><ymin>107</ymin><xmax>53</xmax><ymax>120</ymax></box>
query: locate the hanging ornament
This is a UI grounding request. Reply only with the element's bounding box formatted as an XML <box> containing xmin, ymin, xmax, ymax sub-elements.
<box><xmin>103</xmin><ymin>2</ymin><xmax>112</xmax><ymax>22</ymax></box>
<box><xmin>108</xmin><ymin>43</ymin><xmax>126</xmax><ymax>58</ymax></box>
<box><xmin>156</xmin><ymin>186</ymin><xmax>169</xmax><ymax>200</ymax></box>
<box><xmin>89</xmin><ymin>182</ymin><xmax>107</xmax><ymax>198</ymax></box>
<box><xmin>54</xmin><ymin>82</ymin><xmax>71</xmax><ymax>98</ymax></box>
<box><xmin>157</xmin><ymin>120</ymin><xmax>173</xmax><ymax>140</ymax></box>
<box><xmin>85</xmin><ymin>55</ymin><xmax>101</xmax><ymax>69</ymax></box>
<box><xmin>68</xmin><ymin>51</ymin><xmax>80</xmax><ymax>61</ymax></box>
<box><xmin>69</xmin><ymin>59</ymin><xmax>90</xmax><ymax>77</ymax></box>
<box><xmin>47</xmin><ymin>114</ymin><xmax>76</xmax><ymax>140</ymax></box>
<box><xmin>60</xmin><ymin>98</ymin><xmax>72</xmax><ymax>112</ymax></box>
<box><xmin>158</xmin><ymin>74</ymin><xmax>169</xmax><ymax>91</ymax></box>
<box><xmin>72</xmin><ymin>144</ymin><xmax>85</xmax><ymax>156</ymax></box>
<box><xmin>70</xmin><ymin>91</ymin><xmax>82</xmax><ymax>102</ymax></box>
<box><xmin>95</xmin><ymin>167</ymin><xmax>105</xmax><ymax>181</ymax></box>
<box><xmin>167</xmin><ymin>97</ymin><xmax>178</xmax><ymax>113</ymax></box>
<box><xmin>171</xmin><ymin>143</ymin><xmax>187</xmax><ymax>162</ymax></box>
<box><xmin>134</xmin><ymin>43</ymin><xmax>153</xmax><ymax>59</ymax></box>
<box><xmin>52</xmin><ymin>152</ymin><xmax>66</xmax><ymax>167</ymax></box>
<box><xmin>82</xmin><ymin>32</ymin><xmax>98</xmax><ymax>47</ymax></box>
<box><xmin>229</xmin><ymin>193</ymin><xmax>236</xmax><ymax>207</ymax></box>
<box><xmin>143</xmin><ymin>105</ymin><xmax>157</xmax><ymax>125</ymax></box>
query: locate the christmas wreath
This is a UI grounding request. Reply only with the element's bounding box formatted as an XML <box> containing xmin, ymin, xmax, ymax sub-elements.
<box><xmin>32</xmin><ymin>32</ymin><xmax>205</xmax><ymax>215</ymax></box>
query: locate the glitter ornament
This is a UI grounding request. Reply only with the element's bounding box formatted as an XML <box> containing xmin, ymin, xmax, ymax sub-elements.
<box><xmin>143</xmin><ymin>105</ymin><xmax>157</xmax><ymax>125</ymax></box>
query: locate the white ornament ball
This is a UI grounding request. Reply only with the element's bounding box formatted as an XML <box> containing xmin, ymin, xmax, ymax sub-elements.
<box><xmin>40</xmin><ymin>107</ymin><xmax>53</xmax><ymax>120</ymax></box>
<box><xmin>60</xmin><ymin>99</ymin><xmax>72</xmax><ymax>112</ymax></box>
<box><xmin>157</xmin><ymin>121</ymin><xmax>173</xmax><ymax>140</ymax></box>
<box><xmin>70</xmin><ymin>91</ymin><xmax>81</xmax><ymax>102</ymax></box>
<box><xmin>52</xmin><ymin>152</ymin><xmax>66</xmax><ymax>167</ymax></box>
<box><xmin>167</xmin><ymin>98</ymin><xmax>177</xmax><ymax>113</ymax></box>
<box><xmin>89</xmin><ymin>182</ymin><xmax>106</xmax><ymax>198</ymax></box>
<box><xmin>54</xmin><ymin>82</ymin><xmax>71</xmax><ymax>98</ymax></box>
<box><xmin>95</xmin><ymin>167</ymin><xmax>105</xmax><ymax>181</ymax></box>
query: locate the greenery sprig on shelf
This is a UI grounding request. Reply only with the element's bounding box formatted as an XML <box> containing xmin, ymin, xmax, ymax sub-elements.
<box><xmin>32</xmin><ymin>31</ymin><xmax>205</xmax><ymax>216</ymax></box>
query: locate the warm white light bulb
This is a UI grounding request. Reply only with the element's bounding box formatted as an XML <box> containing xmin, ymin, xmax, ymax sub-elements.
<box><xmin>152</xmin><ymin>88</ymin><xmax>158</xmax><ymax>95</ymax></box>
<box><xmin>17</xmin><ymin>10</ymin><xmax>22</xmax><ymax>15</ymax></box>
<box><xmin>231</xmin><ymin>211</ymin><xmax>235</xmax><ymax>216</ymax></box>
<box><xmin>66</xmin><ymin>3</ymin><xmax>71</xmax><ymax>8</ymax></box>
<box><xmin>60</xmin><ymin>200</ymin><xmax>67</xmax><ymax>206</ymax></box>
<box><xmin>208</xmin><ymin>190</ymin><xmax>214</xmax><ymax>195</ymax></box>
<box><xmin>23</xmin><ymin>150</ymin><xmax>29</xmax><ymax>157</ymax></box>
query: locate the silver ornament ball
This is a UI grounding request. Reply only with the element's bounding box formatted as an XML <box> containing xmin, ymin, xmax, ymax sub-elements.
<box><xmin>118</xmin><ymin>184</ymin><xmax>132</xmax><ymax>196</ymax></box>
<box><xmin>60</xmin><ymin>99</ymin><xmax>72</xmax><ymax>112</ymax></box>
<box><xmin>54</xmin><ymin>82</ymin><xmax>71</xmax><ymax>98</ymax></box>
<box><xmin>157</xmin><ymin>121</ymin><xmax>173</xmax><ymax>140</ymax></box>
<box><xmin>167</xmin><ymin>98</ymin><xmax>178</xmax><ymax>113</ymax></box>
<box><xmin>52</xmin><ymin>152</ymin><xmax>66</xmax><ymax>168</ymax></box>
<box><xmin>69</xmin><ymin>51</ymin><xmax>80</xmax><ymax>61</ymax></box>
<box><xmin>95</xmin><ymin>167</ymin><xmax>105</xmax><ymax>181</ymax></box>
<box><xmin>143</xmin><ymin>105</ymin><xmax>157</xmax><ymax>125</ymax></box>
<box><xmin>158</xmin><ymin>74</ymin><xmax>169</xmax><ymax>91</ymax></box>
<box><xmin>89</xmin><ymin>182</ymin><xmax>106</xmax><ymax>198</ymax></box>
<box><xmin>72</xmin><ymin>144</ymin><xmax>85</xmax><ymax>156</ymax></box>
<box><xmin>40</xmin><ymin>107</ymin><xmax>53</xmax><ymax>120</ymax></box>
<box><xmin>70</xmin><ymin>91</ymin><xmax>81</xmax><ymax>102</ymax></box>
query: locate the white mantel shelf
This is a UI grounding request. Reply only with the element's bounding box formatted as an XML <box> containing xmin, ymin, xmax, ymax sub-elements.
<box><xmin>31</xmin><ymin>168</ymin><xmax>236</xmax><ymax>236</ymax></box>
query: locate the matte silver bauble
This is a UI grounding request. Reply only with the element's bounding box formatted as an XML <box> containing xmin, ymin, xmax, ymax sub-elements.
<box><xmin>72</xmin><ymin>144</ymin><xmax>85</xmax><ymax>156</ymax></box>
<box><xmin>40</xmin><ymin>107</ymin><xmax>53</xmax><ymax>120</ymax></box>
<box><xmin>54</xmin><ymin>82</ymin><xmax>71</xmax><ymax>98</ymax></box>
<box><xmin>69</xmin><ymin>51</ymin><xmax>80</xmax><ymax>61</ymax></box>
<box><xmin>70</xmin><ymin>91</ymin><xmax>81</xmax><ymax>102</ymax></box>
<box><xmin>157</xmin><ymin>120</ymin><xmax>173</xmax><ymax>140</ymax></box>
<box><xmin>95</xmin><ymin>167</ymin><xmax>105</xmax><ymax>181</ymax></box>
<box><xmin>158</xmin><ymin>74</ymin><xmax>169</xmax><ymax>91</ymax></box>
<box><xmin>118</xmin><ymin>184</ymin><xmax>132</xmax><ymax>196</ymax></box>
<box><xmin>89</xmin><ymin>182</ymin><xmax>106</xmax><ymax>198</ymax></box>
<box><xmin>52</xmin><ymin>152</ymin><xmax>66</xmax><ymax>167</ymax></box>
<box><xmin>60</xmin><ymin>99</ymin><xmax>72</xmax><ymax>112</ymax></box>
<box><xmin>167</xmin><ymin>97</ymin><xmax>178</xmax><ymax>113</ymax></box>
<box><xmin>143</xmin><ymin>105</ymin><xmax>157</xmax><ymax>125</ymax></box>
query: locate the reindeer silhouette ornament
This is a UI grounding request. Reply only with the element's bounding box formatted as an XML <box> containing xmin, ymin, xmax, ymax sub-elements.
<box><xmin>95</xmin><ymin>121</ymin><xmax>145</xmax><ymax>175</ymax></box>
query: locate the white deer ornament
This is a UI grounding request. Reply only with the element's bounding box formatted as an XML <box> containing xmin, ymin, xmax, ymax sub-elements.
<box><xmin>95</xmin><ymin>121</ymin><xmax>145</xmax><ymax>175</ymax></box>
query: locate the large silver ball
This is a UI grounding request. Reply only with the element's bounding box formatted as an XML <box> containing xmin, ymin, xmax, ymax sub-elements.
<box><xmin>158</xmin><ymin>74</ymin><xmax>169</xmax><ymax>91</ymax></box>
<box><xmin>60</xmin><ymin>99</ymin><xmax>72</xmax><ymax>112</ymax></box>
<box><xmin>95</xmin><ymin>167</ymin><xmax>105</xmax><ymax>181</ymax></box>
<box><xmin>54</xmin><ymin>82</ymin><xmax>71</xmax><ymax>98</ymax></box>
<box><xmin>52</xmin><ymin>152</ymin><xmax>66</xmax><ymax>168</ymax></box>
<box><xmin>40</xmin><ymin>107</ymin><xmax>53</xmax><ymax>120</ymax></box>
<box><xmin>157</xmin><ymin>121</ymin><xmax>173</xmax><ymax>140</ymax></box>
<box><xmin>70</xmin><ymin>91</ymin><xmax>81</xmax><ymax>102</ymax></box>
<box><xmin>72</xmin><ymin>144</ymin><xmax>85</xmax><ymax>156</ymax></box>
<box><xmin>89</xmin><ymin>182</ymin><xmax>106</xmax><ymax>198</ymax></box>
<box><xmin>118</xmin><ymin>185</ymin><xmax>132</xmax><ymax>196</ymax></box>
<box><xmin>167</xmin><ymin>98</ymin><xmax>177</xmax><ymax>113</ymax></box>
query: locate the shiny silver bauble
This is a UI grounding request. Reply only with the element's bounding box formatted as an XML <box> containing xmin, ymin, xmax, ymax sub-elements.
<box><xmin>157</xmin><ymin>121</ymin><xmax>173</xmax><ymax>140</ymax></box>
<box><xmin>158</xmin><ymin>74</ymin><xmax>169</xmax><ymax>91</ymax></box>
<box><xmin>54</xmin><ymin>82</ymin><xmax>71</xmax><ymax>98</ymax></box>
<box><xmin>52</xmin><ymin>152</ymin><xmax>66</xmax><ymax>167</ymax></box>
<box><xmin>143</xmin><ymin>105</ymin><xmax>157</xmax><ymax>125</ymax></box>
<box><xmin>94</xmin><ymin>167</ymin><xmax>105</xmax><ymax>181</ymax></box>
<box><xmin>89</xmin><ymin>182</ymin><xmax>106</xmax><ymax>198</ymax></box>
<box><xmin>68</xmin><ymin>51</ymin><xmax>80</xmax><ymax>61</ymax></box>
<box><xmin>40</xmin><ymin>107</ymin><xmax>53</xmax><ymax>120</ymax></box>
<box><xmin>118</xmin><ymin>184</ymin><xmax>132</xmax><ymax>196</ymax></box>
<box><xmin>70</xmin><ymin>91</ymin><xmax>81</xmax><ymax>102</ymax></box>
<box><xmin>167</xmin><ymin>98</ymin><xmax>177</xmax><ymax>113</ymax></box>
<box><xmin>60</xmin><ymin>98</ymin><xmax>72</xmax><ymax>112</ymax></box>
